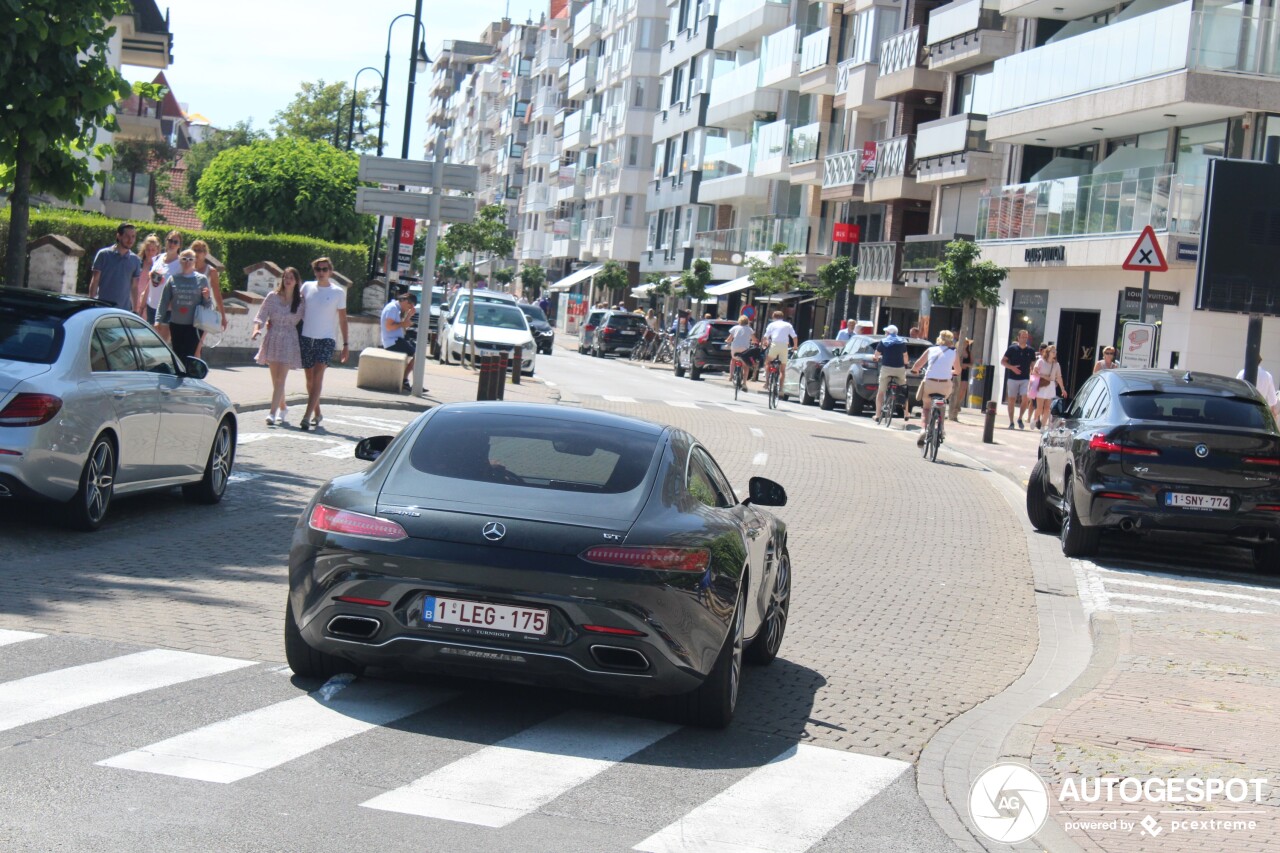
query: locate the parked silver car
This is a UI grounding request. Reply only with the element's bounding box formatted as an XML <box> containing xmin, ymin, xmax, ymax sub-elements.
<box><xmin>0</xmin><ymin>288</ymin><xmax>237</xmax><ymax>530</ymax></box>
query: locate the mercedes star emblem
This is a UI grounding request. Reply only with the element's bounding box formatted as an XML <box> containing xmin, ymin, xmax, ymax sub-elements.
<box><xmin>482</xmin><ymin>521</ymin><xmax>507</xmax><ymax>541</ymax></box>
<box><xmin>1195</xmin><ymin>444</ymin><xmax>1209</xmax><ymax>458</ymax></box>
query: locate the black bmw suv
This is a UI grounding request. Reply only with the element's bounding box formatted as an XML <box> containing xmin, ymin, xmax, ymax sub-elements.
<box><xmin>1027</xmin><ymin>369</ymin><xmax>1280</xmax><ymax>569</ymax></box>
<box><xmin>589</xmin><ymin>310</ymin><xmax>648</xmax><ymax>357</ymax></box>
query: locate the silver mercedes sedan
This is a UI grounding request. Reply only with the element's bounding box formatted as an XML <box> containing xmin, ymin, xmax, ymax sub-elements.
<box><xmin>0</xmin><ymin>288</ymin><xmax>237</xmax><ymax>530</ymax></box>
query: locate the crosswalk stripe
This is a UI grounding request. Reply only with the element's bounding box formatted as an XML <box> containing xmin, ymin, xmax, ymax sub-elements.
<box><xmin>603</xmin><ymin>395</ymin><xmax>638</xmax><ymax>403</ymax></box>
<box><xmin>0</xmin><ymin>649</ymin><xmax>254</xmax><ymax>734</ymax></box>
<box><xmin>786</xmin><ymin>414</ymin><xmax>825</xmax><ymax>423</ymax></box>
<box><xmin>361</xmin><ymin>710</ymin><xmax>678</xmax><ymax>827</ymax></box>
<box><xmin>633</xmin><ymin>745</ymin><xmax>909</xmax><ymax>853</ymax></box>
<box><xmin>1102</xmin><ymin>577</ymin><xmax>1280</xmax><ymax>606</ymax></box>
<box><xmin>0</xmin><ymin>629</ymin><xmax>43</xmax><ymax>647</ymax></box>
<box><xmin>666</xmin><ymin>401</ymin><xmax>700</xmax><ymax>408</ymax></box>
<box><xmin>98</xmin><ymin>679</ymin><xmax>456</xmax><ymax>784</ymax></box>
<box><xmin>752</xmin><ymin>452</ymin><xmax>768</xmax><ymax>466</ymax></box>
<box><xmin>1104</xmin><ymin>592</ymin><xmax>1263</xmax><ymax>614</ymax></box>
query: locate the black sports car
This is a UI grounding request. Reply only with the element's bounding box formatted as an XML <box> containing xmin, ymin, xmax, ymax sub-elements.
<box><xmin>1027</xmin><ymin>369</ymin><xmax>1280</xmax><ymax>569</ymax></box>
<box><xmin>285</xmin><ymin>403</ymin><xmax>791</xmax><ymax>728</ymax></box>
<box><xmin>518</xmin><ymin>303</ymin><xmax>556</xmax><ymax>354</ymax></box>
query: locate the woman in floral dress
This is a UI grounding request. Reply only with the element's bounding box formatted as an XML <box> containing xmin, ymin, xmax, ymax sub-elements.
<box><xmin>251</xmin><ymin>267</ymin><xmax>305</xmax><ymax>427</ymax></box>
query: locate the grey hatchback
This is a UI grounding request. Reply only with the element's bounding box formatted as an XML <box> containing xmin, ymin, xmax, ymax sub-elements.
<box><xmin>0</xmin><ymin>288</ymin><xmax>237</xmax><ymax>530</ymax></box>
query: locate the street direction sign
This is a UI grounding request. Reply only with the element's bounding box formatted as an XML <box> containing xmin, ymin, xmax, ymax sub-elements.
<box><xmin>355</xmin><ymin>187</ymin><xmax>475</xmax><ymax>222</ymax></box>
<box><xmin>357</xmin><ymin>156</ymin><xmax>479</xmax><ymax>192</ymax></box>
<box><xmin>1122</xmin><ymin>225</ymin><xmax>1168</xmax><ymax>272</ymax></box>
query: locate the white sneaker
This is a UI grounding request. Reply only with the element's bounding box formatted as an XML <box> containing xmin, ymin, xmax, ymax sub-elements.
<box><xmin>277</xmin><ymin>408</ymin><xmax>287</xmax><ymax>426</ymax></box>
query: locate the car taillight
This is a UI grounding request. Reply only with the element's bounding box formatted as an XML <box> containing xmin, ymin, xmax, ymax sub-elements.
<box><xmin>308</xmin><ymin>504</ymin><xmax>407</xmax><ymax>540</ymax></box>
<box><xmin>1243</xmin><ymin>456</ymin><xmax>1280</xmax><ymax>466</ymax></box>
<box><xmin>582</xmin><ymin>624</ymin><xmax>648</xmax><ymax>637</ymax></box>
<box><xmin>580</xmin><ymin>546</ymin><xmax>711</xmax><ymax>573</ymax></box>
<box><xmin>0</xmin><ymin>393</ymin><xmax>62</xmax><ymax>427</ymax></box>
<box><xmin>1088</xmin><ymin>434</ymin><xmax>1159</xmax><ymax>456</ymax></box>
<box><xmin>698</xmin><ymin>327</ymin><xmax>710</xmax><ymax>344</ymax></box>
<box><xmin>603</xmin><ymin>327</ymin><xmax>616</xmax><ymax>336</ymax></box>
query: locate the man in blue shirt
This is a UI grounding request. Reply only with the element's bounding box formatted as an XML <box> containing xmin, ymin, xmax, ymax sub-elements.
<box><xmin>89</xmin><ymin>223</ymin><xmax>143</xmax><ymax>311</ymax></box>
<box><xmin>380</xmin><ymin>291</ymin><xmax>420</xmax><ymax>392</ymax></box>
<box><xmin>872</xmin><ymin>324</ymin><xmax>910</xmax><ymax>422</ymax></box>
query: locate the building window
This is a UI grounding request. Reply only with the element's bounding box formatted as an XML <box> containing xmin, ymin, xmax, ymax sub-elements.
<box><xmin>953</xmin><ymin>69</ymin><xmax>994</xmax><ymax>116</ymax></box>
<box><xmin>1010</xmin><ymin>290</ymin><xmax>1049</xmax><ymax>349</ymax></box>
<box><xmin>622</xmin><ymin>196</ymin><xmax>636</xmax><ymax>226</ymax></box>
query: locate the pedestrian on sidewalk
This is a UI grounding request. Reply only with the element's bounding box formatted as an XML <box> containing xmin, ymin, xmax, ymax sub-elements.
<box><xmin>381</xmin><ymin>291</ymin><xmax>421</xmax><ymax>393</ymax></box>
<box><xmin>1237</xmin><ymin>354</ymin><xmax>1279</xmax><ymax>419</ymax></box>
<box><xmin>913</xmin><ymin>329</ymin><xmax>959</xmax><ymax>445</ymax></box>
<box><xmin>1033</xmin><ymin>345</ymin><xmax>1067</xmax><ymax>429</ymax></box>
<box><xmin>1026</xmin><ymin>343</ymin><xmax>1048</xmax><ymax>418</ymax></box>
<box><xmin>251</xmin><ymin>267</ymin><xmax>306</xmax><ymax>427</ymax></box>
<box><xmin>155</xmin><ymin>250</ymin><xmax>213</xmax><ymax>361</ymax></box>
<box><xmin>133</xmin><ymin>234</ymin><xmax>162</xmax><ymax>316</ymax></box>
<box><xmin>1001</xmin><ymin>329</ymin><xmax>1037</xmax><ymax>429</ymax></box>
<box><xmin>1093</xmin><ymin>345</ymin><xmax>1119</xmax><ymax>373</ymax></box>
<box><xmin>189</xmin><ymin>240</ymin><xmax>226</xmax><ymax>359</ymax></box>
<box><xmin>88</xmin><ymin>222</ymin><xmax>143</xmax><ymax>312</ymax></box>
<box><xmin>148</xmin><ymin>231</ymin><xmax>184</xmax><ymax>330</ymax></box>
<box><xmin>298</xmin><ymin>257</ymin><xmax>349</xmax><ymax>432</ymax></box>
<box><xmin>949</xmin><ymin>337</ymin><xmax>973</xmax><ymax>422</ymax></box>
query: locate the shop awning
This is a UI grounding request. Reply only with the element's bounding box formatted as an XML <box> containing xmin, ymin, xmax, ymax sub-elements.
<box><xmin>705</xmin><ymin>275</ymin><xmax>752</xmax><ymax>296</ymax></box>
<box><xmin>756</xmin><ymin>289</ymin><xmax>815</xmax><ymax>303</ymax></box>
<box><xmin>546</xmin><ymin>263</ymin><xmax>603</xmax><ymax>292</ymax></box>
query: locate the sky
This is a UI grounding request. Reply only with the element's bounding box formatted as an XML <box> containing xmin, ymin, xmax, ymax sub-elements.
<box><xmin>125</xmin><ymin>0</ymin><xmax>535</xmax><ymax>156</ymax></box>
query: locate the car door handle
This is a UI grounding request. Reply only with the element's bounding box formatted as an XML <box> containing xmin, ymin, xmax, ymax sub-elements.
<box><xmin>745</xmin><ymin>526</ymin><xmax>761</xmax><ymax>539</ymax></box>
<box><xmin>111</xmin><ymin>390</ymin><xmax>127</xmax><ymax>399</ymax></box>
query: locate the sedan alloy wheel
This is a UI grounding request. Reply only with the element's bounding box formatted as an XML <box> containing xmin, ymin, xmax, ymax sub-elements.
<box><xmin>67</xmin><ymin>435</ymin><xmax>115</xmax><ymax>531</ymax></box>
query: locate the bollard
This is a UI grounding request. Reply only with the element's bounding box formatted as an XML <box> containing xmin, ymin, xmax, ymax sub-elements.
<box><xmin>511</xmin><ymin>350</ymin><xmax>522</xmax><ymax>385</ymax></box>
<box><xmin>983</xmin><ymin>400</ymin><xmax>996</xmax><ymax>444</ymax></box>
<box><xmin>475</xmin><ymin>355</ymin><xmax>489</xmax><ymax>401</ymax></box>
<box><xmin>497</xmin><ymin>354</ymin><xmax>508</xmax><ymax>400</ymax></box>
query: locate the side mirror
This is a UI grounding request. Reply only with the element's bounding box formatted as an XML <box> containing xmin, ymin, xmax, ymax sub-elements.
<box><xmin>184</xmin><ymin>357</ymin><xmax>209</xmax><ymax>380</ymax></box>
<box><xmin>354</xmin><ymin>435</ymin><xmax>394</xmax><ymax>462</ymax></box>
<box><xmin>746</xmin><ymin>476</ymin><xmax>787</xmax><ymax>507</ymax></box>
<box><xmin>1051</xmin><ymin>398</ymin><xmax>1069</xmax><ymax>418</ymax></box>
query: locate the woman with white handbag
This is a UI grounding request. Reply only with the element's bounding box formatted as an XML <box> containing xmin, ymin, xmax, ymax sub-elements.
<box><xmin>156</xmin><ymin>250</ymin><xmax>215</xmax><ymax>361</ymax></box>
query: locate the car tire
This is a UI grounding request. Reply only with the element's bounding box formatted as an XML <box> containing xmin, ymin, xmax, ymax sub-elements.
<box><xmin>674</xmin><ymin>355</ymin><xmax>686</xmax><ymax>378</ymax></box>
<box><xmin>65</xmin><ymin>433</ymin><xmax>116</xmax><ymax>532</ymax></box>
<box><xmin>1060</xmin><ymin>471</ymin><xmax>1100</xmax><ymax>558</ymax></box>
<box><xmin>745</xmin><ymin>550</ymin><xmax>789</xmax><ymax>666</ymax></box>
<box><xmin>674</xmin><ymin>584</ymin><xmax>743</xmax><ymax>729</ymax></box>
<box><xmin>284</xmin><ymin>602</ymin><xmax>363</xmax><ymax>679</ymax></box>
<box><xmin>183</xmin><ymin>418</ymin><xmax>235</xmax><ymax>504</ymax></box>
<box><xmin>844</xmin><ymin>380</ymin><xmax>864</xmax><ymax>416</ymax></box>
<box><xmin>690</xmin><ymin>363</ymin><xmax>702</xmax><ymax>381</ymax></box>
<box><xmin>800</xmin><ymin>379</ymin><xmax>816</xmax><ymax>406</ymax></box>
<box><xmin>1026</xmin><ymin>457</ymin><xmax>1058</xmax><ymax>533</ymax></box>
<box><xmin>1254</xmin><ymin>540</ymin><xmax>1280</xmax><ymax>573</ymax></box>
<box><xmin>818</xmin><ymin>379</ymin><xmax>834</xmax><ymax>410</ymax></box>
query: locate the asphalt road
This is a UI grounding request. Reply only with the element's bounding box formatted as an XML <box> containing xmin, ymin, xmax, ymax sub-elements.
<box><xmin>0</xmin><ymin>349</ymin><xmax>1048</xmax><ymax>853</ymax></box>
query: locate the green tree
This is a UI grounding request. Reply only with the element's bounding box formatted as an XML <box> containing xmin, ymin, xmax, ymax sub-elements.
<box><xmin>643</xmin><ymin>270</ymin><xmax>671</xmax><ymax>298</ymax></box>
<box><xmin>493</xmin><ymin>267</ymin><xmax>514</xmax><ymax>287</ymax></box>
<box><xmin>745</xmin><ymin>243</ymin><xmax>802</xmax><ymax>297</ymax></box>
<box><xmin>196</xmin><ymin>138</ymin><xmax>371</xmax><ymax>244</ymax></box>
<box><xmin>519</xmin><ymin>262</ymin><xmax>546</xmax><ymax>297</ymax></box>
<box><xmin>815</xmin><ymin>255</ymin><xmax>857</xmax><ymax>335</ymax></box>
<box><xmin>931</xmin><ymin>239</ymin><xmax>1007</xmax><ymax>353</ymax></box>
<box><xmin>178</xmin><ymin>120</ymin><xmax>268</xmax><ymax>205</ymax></box>
<box><xmin>271</xmin><ymin>80</ymin><xmax>377</xmax><ymax>151</ymax></box>
<box><xmin>679</xmin><ymin>258</ymin><xmax>712</xmax><ymax>302</ymax></box>
<box><xmin>594</xmin><ymin>259</ymin><xmax>629</xmax><ymax>305</ymax></box>
<box><xmin>1</xmin><ymin>0</ymin><xmax>133</xmax><ymax>286</ymax></box>
<box><xmin>440</xmin><ymin>204</ymin><xmax>515</xmax><ymax>366</ymax></box>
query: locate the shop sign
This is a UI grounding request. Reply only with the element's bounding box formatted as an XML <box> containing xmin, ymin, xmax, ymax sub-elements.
<box><xmin>860</xmin><ymin>141</ymin><xmax>877</xmax><ymax>172</ymax></box>
<box><xmin>1176</xmin><ymin>240</ymin><xmax>1199</xmax><ymax>262</ymax></box>
<box><xmin>1012</xmin><ymin>290</ymin><xmax>1049</xmax><ymax>310</ymax></box>
<box><xmin>1024</xmin><ymin>246</ymin><xmax>1066</xmax><ymax>264</ymax></box>
<box><xmin>1120</xmin><ymin>321</ymin><xmax>1157</xmax><ymax>368</ymax></box>
<box><xmin>833</xmin><ymin>223</ymin><xmax>861</xmax><ymax>244</ymax></box>
<box><xmin>1122</xmin><ymin>287</ymin><xmax>1180</xmax><ymax>307</ymax></box>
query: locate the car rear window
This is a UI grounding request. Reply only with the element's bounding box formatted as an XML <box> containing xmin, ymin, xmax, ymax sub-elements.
<box><xmin>410</xmin><ymin>413</ymin><xmax>659</xmax><ymax>493</ymax></box>
<box><xmin>521</xmin><ymin>305</ymin><xmax>548</xmax><ymax>322</ymax></box>
<box><xmin>0</xmin><ymin>312</ymin><xmax>63</xmax><ymax>364</ymax></box>
<box><xmin>607</xmin><ymin>314</ymin><xmax>646</xmax><ymax>328</ymax></box>
<box><xmin>1120</xmin><ymin>392</ymin><xmax>1271</xmax><ymax>429</ymax></box>
<box><xmin>470</xmin><ymin>305</ymin><xmax>527</xmax><ymax>330</ymax></box>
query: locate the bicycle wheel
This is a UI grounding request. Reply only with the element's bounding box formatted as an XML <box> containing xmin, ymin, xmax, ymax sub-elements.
<box><xmin>928</xmin><ymin>407</ymin><xmax>942</xmax><ymax>462</ymax></box>
<box><xmin>882</xmin><ymin>388</ymin><xmax>895</xmax><ymax>428</ymax></box>
<box><xmin>768</xmin><ymin>371</ymin><xmax>779</xmax><ymax>409</ymax></box>
<box><xmin>733</xmin><ymin>365</ymin><xmax>743</xmax><ymax>400</ymax></box>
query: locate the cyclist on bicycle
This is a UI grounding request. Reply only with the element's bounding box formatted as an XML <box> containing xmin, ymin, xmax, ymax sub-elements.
<box><xmin>911</xmin><ymin>329</ymin><xmax>959</xmax><ymax>446</ymax></box>
<box><xmin>872</xmin><ymin>324</ymin><xmax>909</xmax><ymax>423</ymax></box>
<box><xmin>725</xmin><ymin>315</ymin><xmax>756</xmax><ymax>383</ymax></box>
<box><xmin>761</xmin><ymin>310</ymin><xmax>798</xmax><ymax>376</ymax></box>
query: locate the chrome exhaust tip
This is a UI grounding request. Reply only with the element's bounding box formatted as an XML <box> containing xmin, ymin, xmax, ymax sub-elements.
<box><xmin>326</xmin><ymin>615</ymin><xmax>381</xmax><ymax>640</ymax></box>
<box><xmin>589</xmin><ymin>645</ymin><xmax>650</xmax><ymax>672</ymax></box>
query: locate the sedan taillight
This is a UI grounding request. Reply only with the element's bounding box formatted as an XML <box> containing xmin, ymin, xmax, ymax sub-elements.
<box><xmin>1243</xmin><ymin>456</ymin><xmax>1280</xmax><ymax>467</ymax></box>
<box><xmin>0</xmin><ymin>393</ymin><xmax>63</xmax><ymax>427</ymax></box>
<box><xmin>309</xmin><ymin>504</ymin><xmax>407</xmax><ymax>540</ymax></box>
<box><xmin>1088</xmin><ymin>433</ymin><xmax>1159</xmax><ymax>456</ymax></box>
<box><xmin>580</xmin><ymin>546</ymin><xmax>711</xmax><ymax>572</ymax></box>
<box><xmin>698</xmin><ymin>327</ymin><xmax>710</xmax><ymax>344</ymax></box>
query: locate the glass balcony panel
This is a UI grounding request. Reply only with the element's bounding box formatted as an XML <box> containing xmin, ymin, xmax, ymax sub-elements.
<box><xmin>761</xmin><ymin>25</ymin><xmax>801</xmax><ymax>78</ymax></box>
<box><xmin>708</xmin><ymin>60</ymin><xmax>762</xmax><ymax>106</ymax></box>
<box><xmin>703</xmin><ymin>141</ymin><xmax>754</xmax><ymax>180</ymax></box>
<box><xmin>801</xmin><ymin>27</ymin><xmax>830</xmax><ymax>73</ymax></box>
<box><xmin>755</xmin><ymin>120</ymin><xmax>790</xmax><ymax>161</ymax></box>
<box><xmin>717</xmin><ymin>0</ymin><xmax>788</xmax><ymax>29</ymax></box>
<box><xmin>902</xmin><ymin>238</ymin><xmax>949</xmax><ymax>271</ymax></box>
<box><xmin>790</xmin><ymin>122</ymin><xmax>821</xmax><ymax>163</ymax></box>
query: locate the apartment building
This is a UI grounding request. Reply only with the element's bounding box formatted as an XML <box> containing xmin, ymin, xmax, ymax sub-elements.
<box><xmin>516</xmin><ymin>10</ymin><xmax>573</xmax><ymax>274</ymax></box>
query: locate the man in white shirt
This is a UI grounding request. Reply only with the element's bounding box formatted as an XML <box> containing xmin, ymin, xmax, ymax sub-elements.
<box><xmin>298</xmin><ymin>257</ymin><xmax>349</xmax><ymax>431</ymax></box>
<box><xmin>380</xmin><ymin>291</ymin><xmax>420</xmax><ymax>392</ymax></box>
<box><xmin>1237</xmin><ymin>355</ymin><xmax>1279</xmax><ymax>418</ymax></box>
<box><xmin>762</xmin><ymin>311</ymin><xmax>798</xmax><ymax>377</ymax></box>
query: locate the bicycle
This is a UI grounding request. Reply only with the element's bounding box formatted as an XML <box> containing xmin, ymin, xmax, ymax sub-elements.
<box><xmin>880</xmin><ymin>378</ymin><xmax>907</xmax><ymax>428</ymax></box>
<box><xmin>650</xmin><ymin>332</ymin><xmax>674</xmax><ymax>364</ymax></box>
<box><xmin>731</xmin><ymin>352</ymin><xmax>748</xmax><ymax>401</ymax></box>
<box><xmin>765</xmin><ymin>355</ymin><xmax>782</xmax><ymax>410</ymax></box>
<box><xmin>921</xmin><ymin>392</ymin><xmax>948</xmax><ymax>462</ymax></box>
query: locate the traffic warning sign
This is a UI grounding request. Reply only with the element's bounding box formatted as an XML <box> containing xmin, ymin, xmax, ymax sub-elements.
<box><xmin>1122</xmin><ymin>225</ymin><xmax>1168</xmax><ymax>272</ymax></box>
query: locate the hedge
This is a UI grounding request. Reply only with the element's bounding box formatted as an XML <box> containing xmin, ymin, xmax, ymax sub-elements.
<box><xmin>0</xmin><ymin>209</ymin><xmax>369</xmax><ymax>313</ymax></box>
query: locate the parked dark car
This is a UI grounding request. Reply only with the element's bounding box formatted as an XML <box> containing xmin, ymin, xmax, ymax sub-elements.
<box><xmin>1026</xmin><ymin>369</ymin><xmax>1280</xmax><ymax>569</ymax></box>
<box><xmin>577</xmin><ymin>309</ymin><xmax>608</xmax><ymax>354</ymax></box>
<box><xmin>590</xmin><ymin>310</ymin><xmax>648</xmax><ymax>357</ymax></box>
<box><xmin>518</xmin><ymin>303</ymin><xmax>555</xmax><ymax>354</ymax></box>
<box><xmin>818</xmin><ymin>334</ymin><xmax>931</xmax><ymax>415</ymax></box>
<box><xmin>674</xmin><ymin>320</ymin><xmax>739</xmax><ymax>380</ymax></box>
<box><xmin>781</xmin><ymin>339</ymin><xmax>843</xmax><ymax>404</ymax></box>
<box><xmin>285</xmin><ymin>402</ymin><xmax>791</xmax><ymax>728</ymax></box>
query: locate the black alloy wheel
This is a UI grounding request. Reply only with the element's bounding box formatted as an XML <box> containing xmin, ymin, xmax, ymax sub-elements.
<box><xmin>1025</xmin><ymin>457</ymin><xmax>1058</xmax><ymax>533</ymax></box>
<box><xmin>675</xmin><ymin>584</ymin><xmax>744</xmax><ymax>729</ymax></box>
<box><xmin>1060</xmin><ymin>471</ymin><xmax>1101</xmax><ymax>557</ymax></box>
<box><xmin>800</xmin><ymin>375</ymin><xmax>816</xmax><ymax>406</ymax></box>
<box><xmin>844</xmin><ymin>380</ymin><xmax>863</xmax><ymax>416</ymax></box>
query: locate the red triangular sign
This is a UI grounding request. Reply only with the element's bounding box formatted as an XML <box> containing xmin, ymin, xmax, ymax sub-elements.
<box><xmin>1122</xmin><ymin>225</ymin><xmax>1168</xmax><ymax>272</ymax></box>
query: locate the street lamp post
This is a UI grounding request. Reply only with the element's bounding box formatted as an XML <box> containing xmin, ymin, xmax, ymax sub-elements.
<box><xmin>376</xmin><ymin>3</ymin><xmax>430</xmax><ymax>280</ymax></box>
<box><xmin>345</xmin><ymin>67</ymin><xmax>384</xmax><ymax>152</ymax></box>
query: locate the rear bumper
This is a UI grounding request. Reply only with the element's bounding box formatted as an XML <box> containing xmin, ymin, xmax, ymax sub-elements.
<box><xmin>1083</xmin><ymin>486</ymin><xmax>1280</xmax><ymax>541</ymax></box>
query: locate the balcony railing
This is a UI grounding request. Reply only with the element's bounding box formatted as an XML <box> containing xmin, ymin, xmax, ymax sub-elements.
<box><xmin>927</xmin><ymin>0</ymin><xmax>1003</xmax><ymax>46</ymax></box>
<box><xmin>859</xmin><ymin>241</ymin><xmax>900</xmax><ymax>282</ymax></box>
<box><xmin>588</xmin><ymin>216</ymin><xmax>615</xmax><ymax>245</ymax></box>
<box><xmin>717</xmin><ymin>0</ymin><xmax>788</xmax><ymax>29</ymax></box>
<box><xmin>703</xmin><ymin>140</ymin><xmax>755</xmax><ymax>180</ymax></box>
<box><xmin>823</xmin><ymin>149</ymin><xmax>862</xmax><ymax>188</ymax></box>
<box><xmin>902</xmin><ymin>238</ymin><xmax>952</xmax><ymax>272</ymax></box>
<box><xmin>790</xmin><ymin>122</ymin><xmax>821</xmax><ymax>164</ymax></box>
<box><xmin>872</xmin><ymin>135</ymin><xmax>913</xmax><ymax>181</ymax></box>
<box><xmin>754</xmin><ymin>120</ymin><xmax>790</xmax><ymax>162</ymax></box>
<box><xmin>747</xmin><ymin>215</ymin><xmax>813</xmax><ymax>254</ymax></box>
<box><xmin>693</xmin><ymin>227</ymin><xmax>746</xmax><ymax>261</ymax></box>
<box><xmin>835</xmin><ymin>57</ymin><xmax>874</xmax><ymax>95</ymax></box>
<box><xmin>975</xmin><ymin>163</ymin><xmax>1206</xmax><ymax>241</ymax></box>
<box><xmin>761</xmin><ymin>24</ymin><xmax>802</xmax><ymax>81</ymax></box>
<box><xmin>878</xmin><ymin>27</ymin><xmax>923</xmax><ymax>76</ymax></box>
<box><xmin>708</xmin><ymin>60</ymin><xmax>762</xmax><ymax>106</ymax></box>
<box><xmin>568</xmin><ymin>55</ymin><xmax>598</xmax><ymax>91</ymax></box>
<box><xmin>914</xmin><ymin>114</ymin><xmax>988</xmax><ymax>159</ymax></box>
<box><xmin>800</xmin><ymin>27</ymin><xmax>830</xmax><ymax>74</ymax></box>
